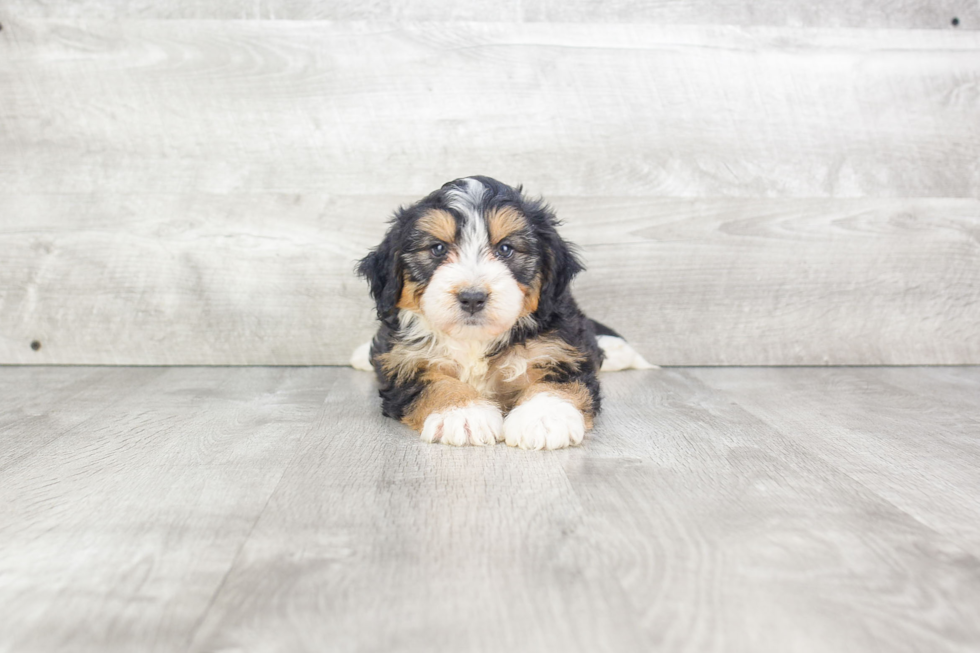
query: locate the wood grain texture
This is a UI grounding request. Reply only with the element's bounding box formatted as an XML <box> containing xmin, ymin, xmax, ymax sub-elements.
<box><xmin>3</xmin><ymin>0</ymin><xmax>977</xmax><ymax>28</ymax></box>
<box><xmin>1</xmin><ymin>20</ymin><xmax>978</xmax><ymax>198</ymax></box>
<box><xmin>2</xmin><ymin>194</ymin><xmax>978</xmax><ymax>365</ymax></box>
<box><xmin>0</xmin><ymin>193</ymin><xmax>386</xmax><ymax>365</ymax></box>
<box><xmin>188</xmin><ymin>369</ymin><xmax>649</xmax><ymax>652</ymax></box>
<box><xmin>571</xmin><ymin>368</ymin><xmax>980</xmax><ymax>651</ymax></box>
<box><xmin>0</xmin><ymin>366</ymin><xmax>166</xmax><ymax>472</ymax></box>
<box><xmin>562</xmin><ymin>197</ymin><xmax>980</xmax><ymax>366</ymax></box>
<box><xmin>0</xmin><ymin>366</ymin><xmax>332</xmax><ymax>652</ymax></box>
<box><xmin>690</xmin><ymin>366</ymin><xmax>980</xmax><ymax>550</ymax></box>
<box><xmin>866</xmin><ymin>366</ymin><xmax>980</xmax><ymax>411</ymax></box>
<box><xmin>2</xmin><ymin>18</ymin><xmax>979</xmax><ymax>365</ymax></box>
<box><xmin>2</xmin><ymin>365</ymin><xmax>979</xmax><ymax>651</ymax></box>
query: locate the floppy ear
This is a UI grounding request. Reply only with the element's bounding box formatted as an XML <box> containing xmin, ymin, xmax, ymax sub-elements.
<box><xmin>356</xmin><ymin>224</ymin><xmax>403</xmax><ymax>321</ymax></box>
<box><xmin>535</xmin><ymin>212</ymin><xmax>584</xmax><ymax>319</ymax></box>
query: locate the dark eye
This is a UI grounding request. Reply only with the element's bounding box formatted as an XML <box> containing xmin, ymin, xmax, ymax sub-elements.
<box><xmin>430</xmin><ymin>242</ymin><xmax>447</xmax><ymax>258</ymax></box>
<box><xmin>496</xmin><ymin>243</ymin><xmax>514</xmax><ymax>259</ymax></box>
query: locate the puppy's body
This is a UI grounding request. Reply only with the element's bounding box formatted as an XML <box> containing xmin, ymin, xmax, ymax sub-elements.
<box><xmin>357</xmin><ymin>176</ymin><xmax>645</xmax><ymax>449</ymax></box>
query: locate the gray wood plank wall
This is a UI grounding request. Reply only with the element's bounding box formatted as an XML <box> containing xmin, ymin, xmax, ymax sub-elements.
<box><xmin>1</xmin><ymin>6</ymin><xmax>978</xmax><ymax>365</ymax></box>
<box><xmin>4</xmin><ymin>1</ymin><xmax>977</xmax><ymax>28</ymax></box>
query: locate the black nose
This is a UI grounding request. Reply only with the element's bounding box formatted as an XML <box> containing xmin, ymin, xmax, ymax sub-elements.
<box><xmin>458</xmin><ymin>289</ymin><xmax>488</xmax><ymax>315</ymax></box>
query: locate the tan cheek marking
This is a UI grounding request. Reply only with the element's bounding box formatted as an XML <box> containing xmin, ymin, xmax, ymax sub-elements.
<box><xmin>418</xmin><ymin>209</ymin><xmax>457</xmax><ymax>244</ymax></box>
<box><xmin>403</xmin><ymin>372</ymin><xmax>482</xmax><ymax>431</ymax></box>
<box><xmin>487</xmin><ymin>206</ymin><xmax>527</xmax><ymax>244</ymax></box>
<box><xmin>518</xmin><ymin>381</ymin><xmax>594</xmax><ymax>429</ymax></box>
<box><xmin>519</xmin><ymin>275</ymin><xmax>541</xmax><ymax>316</ymax></box>
<box><xmin>397</xmin><ymin>276</ymin><xmax>423</xmax><ymax>311</ymax></box>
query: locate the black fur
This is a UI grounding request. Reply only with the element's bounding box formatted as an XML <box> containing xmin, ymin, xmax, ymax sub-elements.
<box><xmin>357</xmin><ymin>176</ymin><xmax>604</xmax><ymax>421</ymax></box>
<box><xmin>589</xmin><ymin>319</ymin><xmax>623</xmax><ymax>339</ymax></box>
<box><xmin>367</xmin><ymin>321</ymin><xmax>425</xmax><ymax>420</ymax></box>
<box><xmin>356</xmin><ymin>219</ymin><xmax>404</xmax><ymax>326</ymax></box>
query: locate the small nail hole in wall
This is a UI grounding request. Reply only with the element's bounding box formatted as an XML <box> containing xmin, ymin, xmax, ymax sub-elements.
<box><xmin>952</xmin><ymin>17</ymin><xmax>960</xmax><ymax>27</ymax></box>
<box><xmin>31</xmin><ymin>340</ymin><xmax>41</xmax><ymax>351</ymax></box>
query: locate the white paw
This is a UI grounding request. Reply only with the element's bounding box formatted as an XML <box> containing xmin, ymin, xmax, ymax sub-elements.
<box><xmin>597</xmin><ymin>335</ymin><xmax>657</xmax><ymax>371</ymax></box>
<box><xmin>350</xmin><ymin>341</ymin><xmax>373</xmax><ymax>371</ymax></box>
<box><xmin>503</xmin><ymin>393</ymin><xmax>586</xmax><ymax>450</ymax></box>
<box><xmin>420</xmin><ymin>402</ymin><xmax>503</xmax><ymax>447</ymax></box>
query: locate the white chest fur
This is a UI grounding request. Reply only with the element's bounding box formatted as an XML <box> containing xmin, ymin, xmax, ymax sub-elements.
<box><xmin>442</xmin><ymin>337</ymin><xmax>493</xmax><ymax>393</ymax></box>
<box><xmin>397</xmin><ymin>311</ymin><xmax>499</xmax><ymax>395</ymax></box>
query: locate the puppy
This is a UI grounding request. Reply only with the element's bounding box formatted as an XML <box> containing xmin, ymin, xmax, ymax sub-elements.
<box><xmin>355</xmin><ymin>176</ymin><xmax>652</xmax><ymax>449</ymax></box>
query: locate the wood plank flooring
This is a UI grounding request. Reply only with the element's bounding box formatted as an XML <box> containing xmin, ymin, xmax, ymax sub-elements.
<box><xmin>1</xmin><ymin>365</ymin><xmax>978</xmax><ymax>652</ymax></box>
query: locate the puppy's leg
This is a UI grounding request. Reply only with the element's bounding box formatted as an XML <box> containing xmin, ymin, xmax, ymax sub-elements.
<box><xmin>503</xmin><ymin>382</ymin><xmax>594</xmax><ymax>450</ymax></box>
<box><xmin>403</xmin><ymin>373</ymin><xmax>503</xmax><ymax>447</ymax></box>
<box><xmin>596</xmin><ymin>335</ymin><xmax>657</xmax><ymax>371</ymax></box>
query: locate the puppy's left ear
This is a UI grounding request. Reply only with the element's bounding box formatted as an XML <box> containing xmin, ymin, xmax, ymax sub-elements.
<box><xmin>534</xmin><ymin>207</ymin><xmax>584</xmax><ymax>318</ymax></box>
<box><xmin>357</xmin><ymin>223</ymin><xmax>403</xmax><ymax>321</ymax></box>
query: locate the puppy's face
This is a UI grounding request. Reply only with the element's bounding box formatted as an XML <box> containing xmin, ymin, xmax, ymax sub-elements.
<box><xmin>359</xmin><ymin>177</ymin><xmax>581</xmax><ymax>340</ymax></box>
<box><xmin>400</xmin><ymin>179</ymin><xmax>538</xmax><ymax>339</ymax></box>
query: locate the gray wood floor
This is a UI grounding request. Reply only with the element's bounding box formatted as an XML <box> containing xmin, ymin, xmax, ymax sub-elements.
<box><xmin>1</xmin><ymin>366</ymin><xmax>978</xmax><ymax>652</ymax></box>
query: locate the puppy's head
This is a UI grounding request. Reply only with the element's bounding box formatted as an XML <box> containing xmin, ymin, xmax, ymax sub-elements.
<box><xmin>357</xmin><ymin>176</ymin><xmax>582</xmax><ymax>340</ymax></box>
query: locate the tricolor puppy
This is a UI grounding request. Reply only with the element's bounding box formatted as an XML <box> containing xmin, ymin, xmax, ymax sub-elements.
<box><xmin>353</xmin><ymin>176</ymin><xmax>652</xmax><ymax>450</ymax></box>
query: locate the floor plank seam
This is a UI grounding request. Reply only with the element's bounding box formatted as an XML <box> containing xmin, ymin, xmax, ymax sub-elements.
<box><xmin>4</xmin><ymin>366</ymin><xmax>980</xmax><ymax>652</ymax></box>
<box><xmin>689</xmin><ymin>370</ymin><xmax>980</xmax><ymax>559</ymax></box>
<box><xmin>0</xmin><ymin>368</ymin><xmax>168</xmax><ymax>475</ymax></box>
<box><xmin>185</xmin><ymin>471</ymin><xmax>284</xmax><ymax>650</ymax></box>
<box><xmin>185</xmin><ymin>374</ymin><xmax>342</xmax><ymax>648</ymax></box>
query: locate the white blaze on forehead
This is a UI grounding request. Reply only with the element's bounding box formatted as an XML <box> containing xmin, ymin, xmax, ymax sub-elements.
<box><xmin>445</xmin><ymin>177</ymin><xmax>487</xmax><ymax>222</ymax></box>
<box><xmin>445</xmin><ymin>178</ymin><xmax>489</xmax><ymax>266</ymax></box>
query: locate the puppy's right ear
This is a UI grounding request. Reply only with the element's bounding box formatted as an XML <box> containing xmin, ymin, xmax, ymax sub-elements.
<box><xmin>357</xmin><ymin>223</ymin><xmax>403</xmax><ymax>321</ymax></box>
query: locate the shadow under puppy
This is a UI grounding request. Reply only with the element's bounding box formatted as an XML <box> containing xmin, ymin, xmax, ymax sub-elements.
<box><xmin>354</xmin><ymin>176</ymin><xmax>652</xmax><ymax>449</ymax></box>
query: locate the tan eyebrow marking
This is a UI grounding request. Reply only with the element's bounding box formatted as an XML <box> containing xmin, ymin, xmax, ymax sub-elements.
<box><xmin>417</xmin><ymin>209</ymin><xmax>457</xmax><ymax>243</ymax></box>
<box><xmin>487</xmin><ymin>206</ymin><xmax>527</xmax><ymax>244</ymax></box>
<box><xmin>519</xmin><ymin>275</ymin><xmax>541</xmax><ymax>317</ymax></box>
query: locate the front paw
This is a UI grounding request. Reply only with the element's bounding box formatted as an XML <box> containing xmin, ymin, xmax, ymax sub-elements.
<box><xmin>420</xmin><ymin>402</ymin><xmax>504</xmax><ymax>446</ymax></box>
<box><xmin>503</xmin><ymin>393</ymin><xmax>586</xmax><ymax>450</ymax></box>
